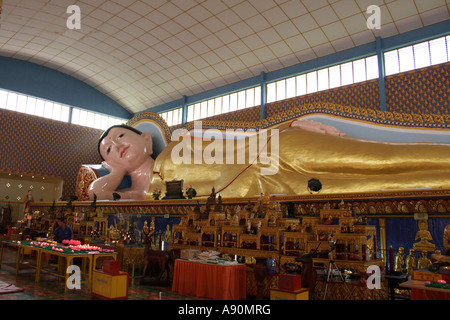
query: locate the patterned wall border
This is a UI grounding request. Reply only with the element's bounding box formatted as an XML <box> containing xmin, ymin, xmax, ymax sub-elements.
<box><xmin>176</xmin><ymin>102</ymin><xmax>450</xmax><ymax>132</ymax></box>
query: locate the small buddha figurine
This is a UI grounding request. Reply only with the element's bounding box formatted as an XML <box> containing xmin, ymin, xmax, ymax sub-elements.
<box><xmin>206</xmin><ymin>187</ymin><xmax>216</xmax><ymax>210</ymax></box>
<box><xmin>142</xmin><ymin>220</ymin><xmax>149</xmax><ymax>234</ymax></box>
<box><xmin>142</xmin><ymin>220</ymin><xmax>155</xmax><ymax>244</ymax></box>
<box><xmin>394</xmin><ymin>247</ymin><xmax>405</xmax><ymax>272</ymax></box>
<box><xmin>269</xmin><ymin>196</ymin><xmax>277</xmax><ymax>210</ymax></box>
<box><xmin>150</xmin><ymin>217</ymin><xmax>155</xmax><ymax>231</ymax></box>
<box><xmin>413</xmin><ymin>220</ymin><xmax>435</xmax><ymax>252</ymax></box>
<box><xmin>323</xmin><ymin>215</ymin><xmax>333</xmax><ymax>225</ymax></box>
<box><xmin>232</xmin><ymin>213</ymin><xmax>239</xmax><ymax>226</ymax></box>
<box><xmin>118</xmin><ymin>214</ymin><xmax>126</xmax><ymax>231</ymax></box>
<box><xmin>163</xmin><ymin>224</ymin><xmax>171</xmax><ymax>244</ymax></box>
<box><xmin>263</xmin><ymin>191</ymin><xmax>271</xmax><ymax>205</ymax></box>
<box><xmin>417</xmin><ymin>251</ymin><xmax>432</xmax><ymax>270</ymax></box>
<box><xmin>258</xmin><ymin>193</ymin><xmax>264</xmax><ymax>206</ymax></box>
<box><xmin>276</xmin><ymin>201</ymin><xmax>281</xmax><ymax>211</ymax></box>
<box><xmin>405</xmin><ymin>249</ymin><xmax>416</xmax><ymax>276</ymax></box>
<box><xmin>215</xmin><ymin>194</ymin><xmax>223</xmax><ymax>212</ymax></box>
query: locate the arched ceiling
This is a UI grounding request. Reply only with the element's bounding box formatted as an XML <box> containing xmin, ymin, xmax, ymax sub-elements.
<box><xmin>0</xmin><ymin>0</ymin><xmax>448</xmax><ymax>114</ymax></box>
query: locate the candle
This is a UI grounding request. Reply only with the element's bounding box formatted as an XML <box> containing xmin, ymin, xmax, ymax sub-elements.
<box><xmin>389</xmin><ymin>246</ymin><xmax>394</xmax><ymax>272</ymax></box>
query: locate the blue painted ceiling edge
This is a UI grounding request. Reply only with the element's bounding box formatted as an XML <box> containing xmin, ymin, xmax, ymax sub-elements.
<box><xmin>0</xmin><ymin>56</ymin><xmax>132</xmax><ymax>120</ymax></box>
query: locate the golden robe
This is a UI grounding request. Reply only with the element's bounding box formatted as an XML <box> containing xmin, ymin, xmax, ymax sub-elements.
<box><xmin>150</xmin><ymin>122</ymin><xmax>450</xmax><ymax>198</ymax></box>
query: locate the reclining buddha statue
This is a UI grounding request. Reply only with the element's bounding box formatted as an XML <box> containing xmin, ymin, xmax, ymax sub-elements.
<box><xmin>87</xmin><ymin>118</ymin><xmax>450</xmax><ymax>200</ymax></box>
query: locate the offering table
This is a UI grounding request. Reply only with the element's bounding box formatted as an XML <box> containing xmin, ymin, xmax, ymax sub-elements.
<box><xmin>172</xmin><ymin>259</ymin><xmax>246</xmax><ymax>300</ymax></box>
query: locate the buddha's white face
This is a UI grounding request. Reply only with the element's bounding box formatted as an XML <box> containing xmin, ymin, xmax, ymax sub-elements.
<box><xmin>99</xmin><ymin>127</ymin><xmax>153</xmax><ymax>173</ymax></box>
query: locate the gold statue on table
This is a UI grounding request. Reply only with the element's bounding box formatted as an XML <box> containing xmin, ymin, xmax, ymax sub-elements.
<box><xmin>394</xmin><ymin>247</ymin><xmax>405</xmax><ymax>272</ymax></box>
<box><xmin>405</xmin><ymin>249</ymin><xmax>416</xmax><ymax>276</ymax></box>
<box><xmin>413</xmin><ymin>220</ymin><xmax>435</xmax><ymax>252</ymax></box>
<box><xmin>417</xmin><ymin>251</ymin><xmax>432</xmax><ymax>270</ymax></box>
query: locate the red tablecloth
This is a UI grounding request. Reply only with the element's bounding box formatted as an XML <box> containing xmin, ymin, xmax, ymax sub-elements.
<box><xmin>411</xmin><ymin>288</ymin><xmax>450</xmax><ymax>300</ymax></box>
<box><xmin>172</xmin><ymin>259</ymin><xmax>246</xmax><ymax>300</ymax></box>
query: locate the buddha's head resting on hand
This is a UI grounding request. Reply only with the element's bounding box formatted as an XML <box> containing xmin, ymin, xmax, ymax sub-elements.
<box><xmin>98</xmin><ymin>125</ymin><xmax>153</xmax><ymax>173</ymax></box>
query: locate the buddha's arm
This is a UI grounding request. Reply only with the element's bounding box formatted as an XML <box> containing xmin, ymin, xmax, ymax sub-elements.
<box><xmin>290</xmin><ymin>119</ymin><xmax>346</xmax><ymax>136</ymax></box>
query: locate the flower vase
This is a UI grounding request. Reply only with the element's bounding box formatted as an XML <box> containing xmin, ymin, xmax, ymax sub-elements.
<box><xmin>186</xmin><ymin>188</ymin><xmax>197</xmax><ymax>199</ymax></box>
